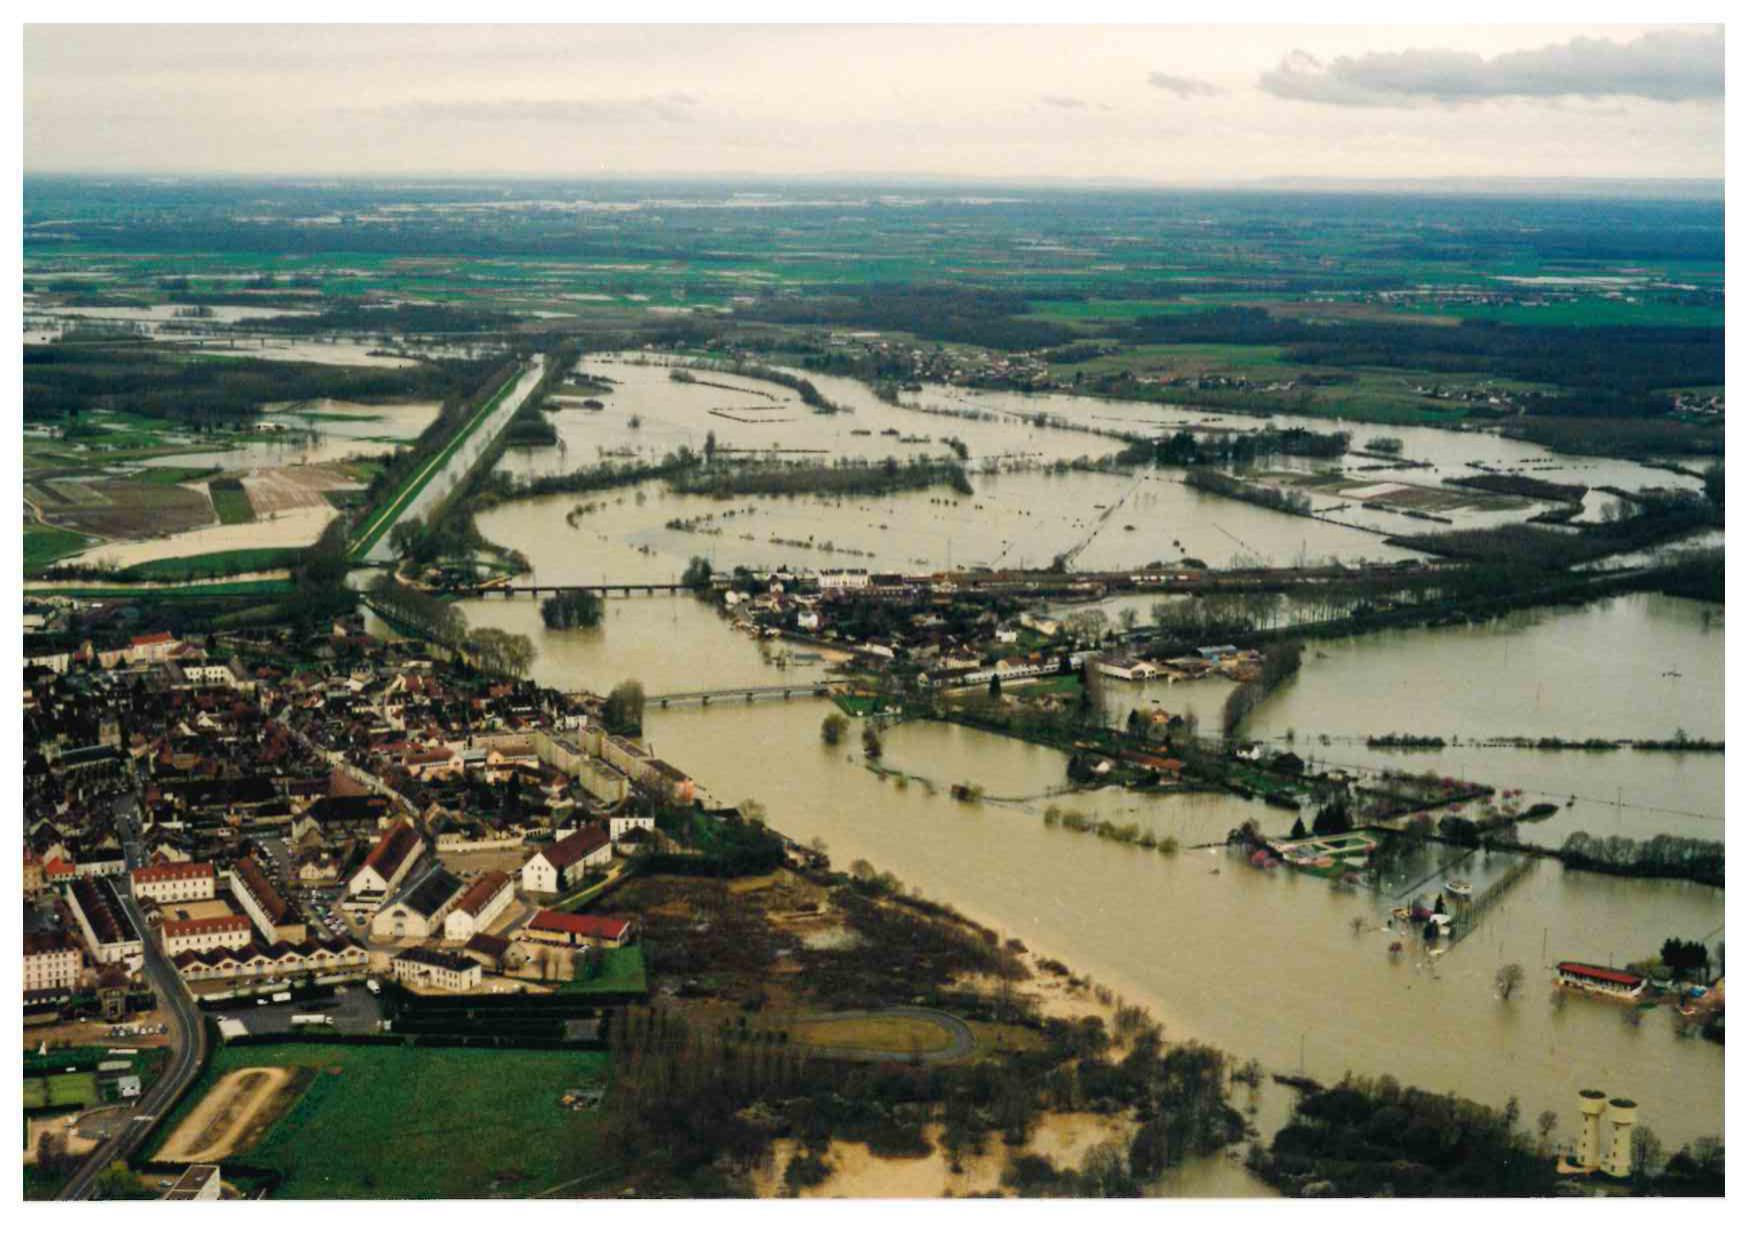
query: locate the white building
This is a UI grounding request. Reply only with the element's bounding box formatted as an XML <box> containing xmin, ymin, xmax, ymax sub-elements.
<box><xmin>132</xmin><ymin>861</ymin><xmax>216</xmax><ymax>905</ymax></box>
<box><xmin>520</xmin><ymin>824</ymin><xmax>612</xmax><ymax>895</ymax></box>
<box><xmin>23</xmin><ymin>931</ymin><xmax>81</xmax><ymax>992</ymax></box>
<box><xmin>66</xmin><ymin>878</ymin><xmax>143</xmax><ymax>971</ymax></box>
<box><xmin>443</xmin><ymin>871</ymin><xmax>514</xmax><ymax>942</ymax></box>
<box><xmin>371</xmin><ymin>866</ymin><xmax>465</xmax><ymax>941</ymax></box>
<box><xmin>609</xmin><ymin>816</ymin><xmax>655</xmax><ymax>841</ymax></box>
<box><xmin>161</xmin><ymin>915</ymin><xmax>253</xmax><ymax>956</ymax></box>
<box><xmin>347</xmin><ymin>823</ymin><xmax>425</xmax><ymax>903</ymax></box>
<box><xmin>393</xmin><ymin>945</ymin><xmax>481</xmax><ymax>992</ymax></box>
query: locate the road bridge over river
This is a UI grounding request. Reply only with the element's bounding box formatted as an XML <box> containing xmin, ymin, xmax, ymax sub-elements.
<box><xmin>649</xmin><ymin>681</ymin><xmax>847</xmax><ymax>708</ymax></box>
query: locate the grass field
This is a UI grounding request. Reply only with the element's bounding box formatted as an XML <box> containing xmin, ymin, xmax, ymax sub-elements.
<box><xmin>150</xmin><ymin>1042</ymin><xmax>610</xmax><ymax>1199</ymax></box>
<box><xmin>790</xmin><ymin>1015</ymin><xmax>954</xmax><ymax>1055</ymax></box>
<box><xmin>348</xmin><ymin>363</ymin><xmax>529</xmax><ymax>559</ymax></box>
<box><xmin>208</xmin><ymin>480</ymin><xmax>256</xmax><ymax>524</ymax></box>
<box><xmin>22</xmin><ymin>1072</ymin><xmax>98</xmax><ymax>1111</ymax></box>
<box><xmin>119</xmin><ymin>546</ymin><xmax>302</xmax><ymax>580</ymax></box>
<box><xmin>23</xmin><ymin>524</ymin><xmax>98</xmax><ymax>571</ymax></box>
<box><xmin>556</xmin><ymin>946</ymin><xmax>648</xmax><ymax>997</ymax></box>
<box><xmin>130</xmin><ymin>464</ymin><xmax>220</xmax><ymax>486</ymax></box>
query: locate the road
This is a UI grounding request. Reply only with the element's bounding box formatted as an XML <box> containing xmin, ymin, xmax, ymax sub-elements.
<box><xmin>57</xmin><ymin>795</ymin><xmax>209</xmax><ymax>1201</ymax></box>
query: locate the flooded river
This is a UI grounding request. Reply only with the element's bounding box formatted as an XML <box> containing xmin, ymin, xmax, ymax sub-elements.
<box><xmin>642</xmin><ymin>698</ymin><xmax>1723</xmax><ymax>1154</ymax></box>
<box><xmin>456</xmin><ymin>359</ymin><xmax>1724</xmax><ymax>1171</ymax></box>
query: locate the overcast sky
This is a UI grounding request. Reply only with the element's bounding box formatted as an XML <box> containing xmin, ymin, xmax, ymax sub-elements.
<box><xmin>22</xmin><ymin>23</ymin><xmax>1725</xmax><ymax>182</ymax></box>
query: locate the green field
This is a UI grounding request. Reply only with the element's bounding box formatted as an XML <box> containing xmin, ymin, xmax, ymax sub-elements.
<box><xmin>208</xmin><ymin>480</ymin><xmax>256</xmax><ymax>524</ymax></box>
<box><xmin>119</xmin><ymin>546</ymin><xmax>303</xmax><ymax>581</ymax></box>
<box><xmin>22</xmin><ymin>1071</ymin><xmax>98</xmax><ymax>1111</ymax></box>
<box><xmin>23</xmin><ymin>524</ymin><xmax>97</xmax><ymax>571</ymax></box>
<box><xmin>348</xmin><ymin>364</ymin><xmax>529</xmax><ymax>559</ymax></box>
<box><xmin>556</xmin><ymin>945</ymin><xmax>648</xmax><ymax>997</ymax></box>
<box><xmin>151</xmin><ymin>1042</ymin><xmax>610</xmax><ymax>1199</ymax></box>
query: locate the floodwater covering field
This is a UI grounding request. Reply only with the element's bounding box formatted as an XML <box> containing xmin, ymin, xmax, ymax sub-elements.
<box><xmin>641</xmin><ymin>698</ymin><xmax>1723</xmax><ymax>1156</ymax></box>
<box><xmin>390</xmin><ymin>354</ymin><xmax>1731</xmax><ymax>1178</ymax></box>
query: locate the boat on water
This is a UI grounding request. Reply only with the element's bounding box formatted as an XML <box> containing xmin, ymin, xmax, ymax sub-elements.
<box><xmin>1444</xmin><ymin>878</ymin><xmax>1473</xmax><ymax>897</ymax></box>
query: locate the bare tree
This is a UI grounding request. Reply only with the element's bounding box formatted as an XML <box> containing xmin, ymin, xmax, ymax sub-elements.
<box><xmin>1536</xmin><ymin>1110</ymin><xmax>1559</xmax><ymax>1156</ymax></box>
<box><xmin>1496</xmin><ymin>962</ymin><xmax>1526</xmax><ymax>1000</ymax></box>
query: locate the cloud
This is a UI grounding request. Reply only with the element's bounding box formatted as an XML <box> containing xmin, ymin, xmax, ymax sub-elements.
<box><xmin>366</xmin><ymin>93</ymin><xmax>701</xmax><ymax>126</ymax></box>
<box><xmin>1260</xmin><ymin>27</ymin><xmax>1723</xmax><ymax>107</ymax></box>
<box><xmin>1147</xmin><ymin>72</ymin><xmax>1222</xmax><ymax>99</ymax></box>
<box><xmin>1039</xmin><ymin>95</ymin><xmax>1088</xmax><ymax>110</ymax></box>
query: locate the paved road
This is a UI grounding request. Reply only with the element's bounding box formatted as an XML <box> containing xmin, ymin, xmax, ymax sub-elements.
<box><xmin>58</xmin><ymin>798</ymin><xmax>209</xmax><ymax>1201</ymax></box>
<box><xmin>791</xmin><ymin>1008</ymin><xmax>977</xmax><ymax>1065</ymax></box>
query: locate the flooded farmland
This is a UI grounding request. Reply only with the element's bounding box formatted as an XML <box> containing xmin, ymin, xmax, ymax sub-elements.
<box><xmin>453</xmin><ymin>360</ymin><xmax>1724</xmax><ymax>1169</ymax></box>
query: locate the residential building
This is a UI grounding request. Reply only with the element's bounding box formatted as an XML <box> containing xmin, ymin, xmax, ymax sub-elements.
<box><xmin>132</xmin><ymin>860</ymin><xmax>216</xmax><ymax>905</ymax></box>
<box><xmin>66</xmin><ymin>877</ymin><xmax>143</xmax><ymax>970</ymax></box>
<box><xmin>520</xmin><ymin>823</ymin><xmax>612</xmax><ymax>895</ymax></box>
<box><xmin>346</xmin><ymin>822</ymin><xmax>424</xmax><ymax>903</ymax></box>
<box><xmin>161</xmin><ymin>914</ymin><xmax>253</xmax><ymax>955</ymax></box>
<box><xmin>443</xmin><ymin>871</ymin><xmax>513</xmax><ymax>942</ymax></box>
<box><xmin>229</xmin><ymin>856</ymin><xmax>306</xmax><ymax>944</ymax></box>
<box><xmin>392</xmin><ymin>945</ymin><xmax>482</xmax><ymax>992</ymax></box>
<box><xmin>23</xmin><ymin>930</ymin><xmax>81</xmax><ymax>992</ymax></box>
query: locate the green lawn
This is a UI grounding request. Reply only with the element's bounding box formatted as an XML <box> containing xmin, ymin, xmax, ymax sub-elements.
<box><xmin>152</xmin><ymin>1042</ymin><xmax>610</xmax><ymax>1199</ymax></box>
<box><xmin>22</xmin><ymin>1071</ymin><xmax>98</xmax><ymax>1111</ymax></box>
<box><xmin>556</xmin><ymin>946</ymin><xmax>648</xmax><ymax>997</ymax></box>
<box><xmin>23</xmin><ymin>524</ymin><xmax>97</xmax><ymax>571</ymax></box>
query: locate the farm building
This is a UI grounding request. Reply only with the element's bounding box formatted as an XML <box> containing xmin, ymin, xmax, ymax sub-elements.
<box><xmin>522</xmin><ymin>910</ymin><xmax>636</xmax><ymax>950</ymax></box>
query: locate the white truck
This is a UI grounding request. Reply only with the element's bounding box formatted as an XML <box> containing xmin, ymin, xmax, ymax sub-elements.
<box><xmin>365</xmin><ymin>979</ymin><xmax>381</xmax><ymax>996</ymax></box>
<box><xmin>290</xmin><ymin>1014</ymin><xmax>334</xmax><ymax>1027</ymax></box>
<box><xmin>271</xmin><ymin>991</ymin><xmax>292</xmax><ymax>1004</ymax></box>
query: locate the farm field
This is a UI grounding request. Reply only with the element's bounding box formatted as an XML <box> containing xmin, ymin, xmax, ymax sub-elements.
<box><xmin>208</xmin><ymin>479</ymin><xmax>256</xmax><ymax>524</ymax></box>
<box><xmin>23</xmin><ymin>524</ymin><xmax>98</xmax><ymax>571</ymax></box>
<box><xmin>151</xmin><ymin>1041</ymin><xmax>610</xmax><ymax>1199</ymax></box>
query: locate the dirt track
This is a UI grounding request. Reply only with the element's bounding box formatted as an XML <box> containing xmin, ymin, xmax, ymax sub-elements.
<box><xmin>157</xmin><ymin>1066</ymin><xmax>298</xmax><ymax>1163</ymax></box>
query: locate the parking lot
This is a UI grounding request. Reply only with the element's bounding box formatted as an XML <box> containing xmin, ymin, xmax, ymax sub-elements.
<box><xmin>221</xmin><ymin>985</ymin><xmax>388</xmax><ymax>1036</ymax></box>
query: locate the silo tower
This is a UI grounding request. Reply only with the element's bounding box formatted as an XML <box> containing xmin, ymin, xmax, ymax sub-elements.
<box><xmin>1602</xmin><ymin>1098</ymin><xmax>1638</xmax><ymax>1178</ymax></box>
<box><xmin>1575</xmin><ymin>1089</ymin><xmax>1607</xmax><ymax>1170</ymax></box>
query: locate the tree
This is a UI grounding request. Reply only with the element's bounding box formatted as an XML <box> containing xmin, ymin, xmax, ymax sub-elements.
<box><xmin>541</xmin><ymin>589</ymin><xmax>603</xmax><ymax>630</ymax></box>
<box><xmin>1536</xmin><ymin>1110</ymin><xmax>1559</xmax><ymax>1155</ymax></box>
<box><xmin>389</xmin><ymin>517</ymin><xmax>424</xmax><ymax>561</ymax></box>
<box><xmin>604</xmin><ymin>679</ymin><xmax>646</xmax><ymax>736</ymax></box>
<box><xmin>681</xmin><ymin>556</ymin><xmax>714</xmax><ymax>592</ymax></box>
<box><xmin>1631</xmin><ymin>1125</ymin><xmax>1665</xmax><ymax>1179</ymax></box>
<box><xmin>1496</xmin><ymin>962</ymin><xmax>1526</xmax><ymax>1000</ymax></box>
<box><xmin>861</xmin><ymin>724</ymin><xmax>883</xmax><ymax>762</ymax></box>
<box><xmin>988</xmin><ymin>675</ymin><xmax>1003</xmax><ymax>699</ymax></box>
<box><xmin>820</xmin><ymin>714</ymin><xmax>845</xmax><ymax>746</ymax></box>
<box><xmin>469</xmin><ymin>627</ymin><xmax>533</xmax><ymax>679</ymax></box>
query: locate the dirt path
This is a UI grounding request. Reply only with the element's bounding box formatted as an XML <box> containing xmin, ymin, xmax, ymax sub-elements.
<box><xmin>157</xmin><ymin>1066</ymin><xmax>296</xmax><ymax>1163</ymax></box>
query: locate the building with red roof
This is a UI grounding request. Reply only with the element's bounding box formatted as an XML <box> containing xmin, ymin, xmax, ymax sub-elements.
<box><xmin>523</xmin><ymin>909</ymin><xmax>635</xmax><ymax>949</ymax></box>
